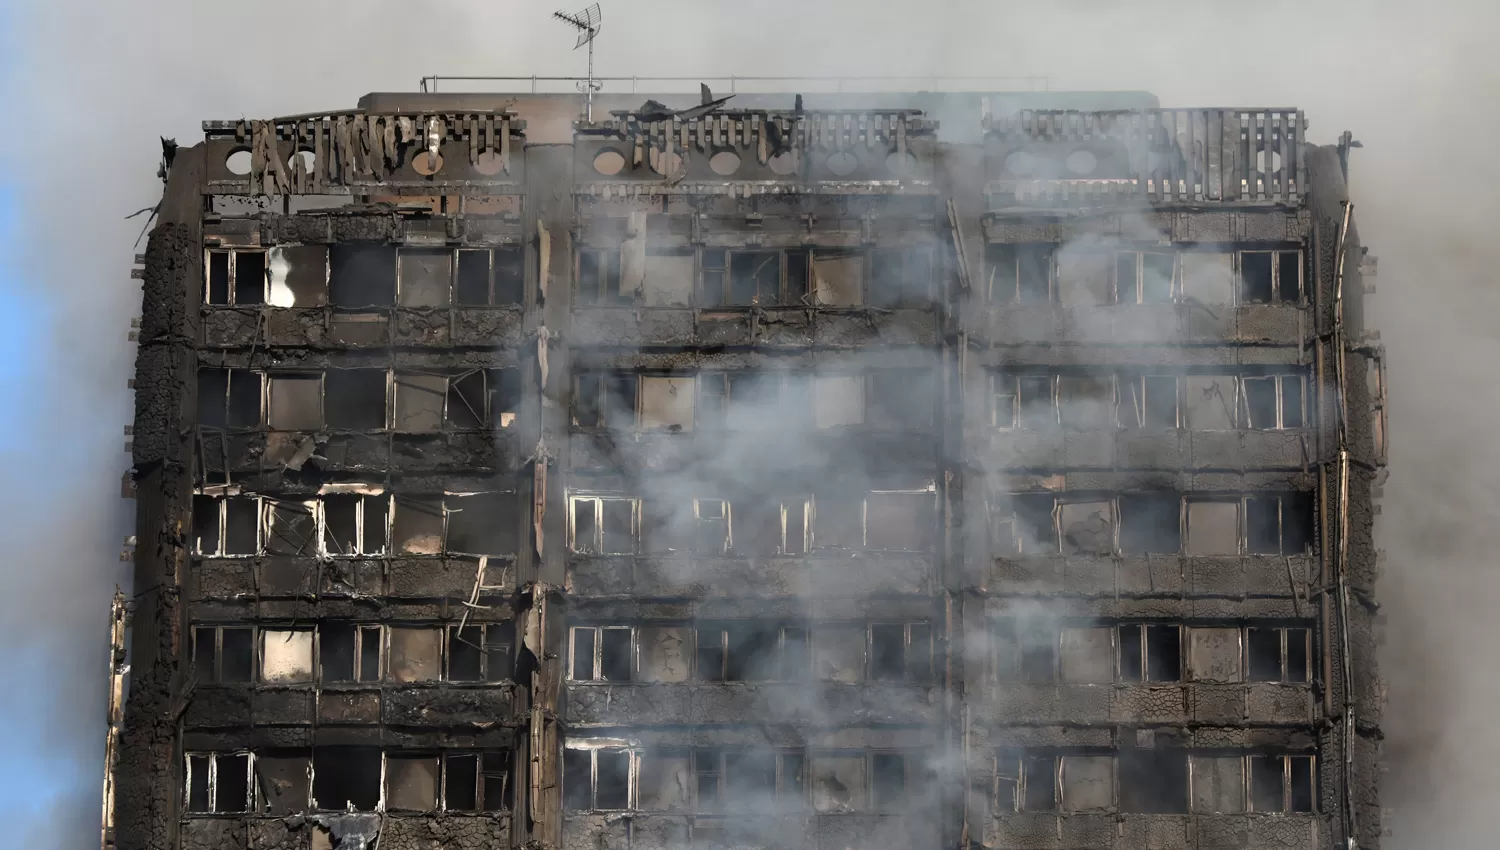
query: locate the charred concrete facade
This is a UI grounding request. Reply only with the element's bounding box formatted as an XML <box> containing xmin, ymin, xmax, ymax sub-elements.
<box><xmin>118</xmin><ymin>89</ymin><xmax>1383</xmax><ymax>850</ymax></box>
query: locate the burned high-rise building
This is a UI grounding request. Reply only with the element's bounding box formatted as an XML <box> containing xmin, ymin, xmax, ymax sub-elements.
<box><xmin>114</xmin><ymin>82</ymin><xmax>1384</xmax><ymax>850</ymax></box>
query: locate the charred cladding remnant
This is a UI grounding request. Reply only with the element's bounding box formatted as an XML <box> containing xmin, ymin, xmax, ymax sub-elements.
<box><xmin>115</xmin><ymin>88</ymin><xmax>1384</xmax><ymax>850</ymax></box>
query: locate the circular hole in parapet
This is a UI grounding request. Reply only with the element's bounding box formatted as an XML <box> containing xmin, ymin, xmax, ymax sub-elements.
<box><xmin>1004</xmin><ymin>150</ymin><xmax>1037</xmax><ymax>177</ymax></box>
<box><xmin>886</xmin><ymin>151</ymin><xmax>918</xmax><ymax>177</ymax></box>
<box><xmin>826</xmin><ymin>151</ymin><xmax>859</xmax><ymax>177</ymax></box>
<box><xmin>768</xmin><ymin>151</ymin><xmax>798</xmax><ymax>176</ymax></box>
<box><xmin>709</xmin><ymin>150</ymin><xmax>742</xmax><ymax>176</ymax></box>
<box><xmin>412</xmin><ymin>151</ymin><xmax>444</xmax><ymax>176</ymax></box>
<box><xmin>289</xmin><ymin>150</ymin><xmax>316</xmax><ymax>175</ymax></box>
<box><xmin>474</xmin><ymin>150</ymin><xmax>508</xmax><ymax>176</ymax></box>
<box><xmin>650</xmin><ymin>149</ymin><xmax>684</xmax><ymax>178</ymax></box>
<box><xmin>1065</xmin><ymin>149</ymin><xmax>1098</xmax><ymax>176</ymax></box>
<box><xmin>593</xmin><ymin>148</ymin><xmax>626</xmax><ymax>176</ymax></box>
<box><xmin>226</xmin><ymin>149</ymin><xmax>252</xmax><ymax>176</ymax></box>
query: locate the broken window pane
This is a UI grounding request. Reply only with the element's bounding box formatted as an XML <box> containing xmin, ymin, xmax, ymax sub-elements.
<box><xmin>1057</xmin><ymin>375</ymin><xmax>1114</xmax><ymax>428</ymax></box>
<box><xmin>1024</xmin><ymin>756</ymin><xmax>1058</xmax><ymax>811</ymax></box>
<box><xmin>313</xmin><ymin>748</ymin><xmax>381</xmax><ymax>811</ymax></box>
<box><xmin>388</xmin><ymin>627</ymin><xmax>442</xmax><ymax>682</ymax></box>
<box><xmin>1119</xmin><ymin>493</ymin><xmax>1180</xmax><ymax>554</ymax></box>
<box><xmin>446</xmin><ymin>492</ymin><xmax>518</xmax><ymax>555</ymax></box>
<box><xmin>814</xmin><ymin>496</ymin><xmax>863</xmax><ymax>549</ymax></box>
<box><xmin>1278</xmin><ymin>251</ymin><xmax>1302</xmax><ymax>302</ymax></box>
<box><xmin>1246</xmin><ymin>496</ymin><xmax>1281</xmax><ymax>554</ymax></box>
<box><xmin>1123</xmin><ymin>624</ymin><xmax>1182</xmax><ymax>682</ymax></box>
<box><xmin>1181</xmin><ymin>251</ymin><xmax>1234</xmax><ymax>305</ymax></box>
<box><xmin>1141</xmin><ymin>252</ymin><xmax>1175</xmax><ymax>303</ymax></box>
<box><xmin>869</xmin><ymin>248</ymin><xmax>932</xmax><ymax>308</ymax></box>
<box><xmin>267</xmin><ymin>374</ymin><xmax>322</xmax><ymax>431</ymax></box>
<box><xmin>992</xmin><ymin>374</ymin><xmax>1017</xmax><ymax>428</ymax></box>
<box><xmin>444</xmin><ymin>371</ymin><xmax>485</xmax><ymax>429</ymax></box>
<box><xmin>600</xmin><ymin>499</ymin><xmax>635</xmax><ymax>555</ymax></box>
<box><xmin>260</xmin><ymin>629</ymin><xmax>314</xmax><ymax>683</ymax></box>
<box><xmin>1059</xmin><ymin>627</ymin><xmax>1114</xmax><ymax>684</ymax></box>
<box><xmin>869</xmin><ymin>369</ymin><xmax>934</xmax><ymax>429</ymax></box>
<box><xmin>320</xmin><ymin>623</ymin><xmax>357</xmax><ymax>683</ymax></box>
<box><xmin>1284</xmin><ymin>492</ymin><xmax>1314</xmax><ymax>554</ymax></box>
<box><xmin>1017</xmin><ymin>376</ymin><xmax>1054</xmax><ymax>428</ymax></box>
<box><xmin>1015</xmin><ymin>494</ymin><xmax>1058</xmax><ymax>555</ymax></box>
<box><xmin>1286</xmin><ymin>628</ymin><xmax>1311</xmax><ymax>682</ymax></box>
<box><xmin>570</xmin><ymin>627</ymin><xmax>597</xmax><ymax>681</ymax></box>
<box><xmin>329</xmin><ymin>245</ymin><xmax>397</xmax><ymax>307</ymax></box>
<box><xmin>224</xmin><ymin>497</ymin><xmax>258</xmax><ymax>555</ymax></box>
<box><xmin>187</xmin><ymin>754</ymin><xmax>211</xmax><ymax>812</ymax></box>
<box><xmin>266</xmin><ymin>246</ymin><xmax>328</xmax><ymax>307</ymax></box>
<box><xmin>398</xmin><ymin>249</ymin><xmax>452</xmax><ymax>307</ymax></box>
<box><xmin>639</xmin><ymin>751</ymin><xmax>691</xmax><ymax>811</ymax></box>
<box><xmin>810</xmin><ymin>754</ymin><xmax>866</xmax><ymax>812</ymax></box>
<box><xmin>562</xmin><ymin>750</ymin><xmax>592</xmax><ymax>810</ymax></box>
<box><xmin>393</xmin><ymin>373</ymin><xmax>446</xmax><ymax>432</ymax></box>
<box><xmin>639</xmin><ymin>376</ymin><xmax>696</xmax><ymax>432</ymax></box>
<box><xmin>392</xmin><ymin>497</ymin><xmax>444</xmax><ymax>555</ymax></box>
<box><xmin>1191</xmin><ymin>755</ymin><xmax>1246</xmax><ymax>814</ymax></box>
<box><xmin>487</xmin><ymin>368</ymin><xmax>520</xmax><ymax>429</ymax></box>
<box><xmin>217</xmin><ymin>753</ymin><xmax>251</xmax><ymax>812</ymax></box>
<box><xmin>256</xmin><ymin>752</ymin><xmax>312</xmax><ymax>815</ymax></box>
<box><xmin>1184</xmin><ymin>376</ymin><xmax>1236</xmax><ymax>429</ymax></box>
<box><xmin>264</xmin><ymin>500</ymin><xmax>316</xmax><ymax>556</ymax></box>
<box><xmin>812</xmin><ymin>626</ymin><xmax>866</xmax><ymax>683</ymax></box>
<box><xmin>386</xmin><ymin>755</ymin><xmax>439</xmax><ymax>811</ymax></box>
<box><xmin>235</xmin><ymin>251</ymin><xmax>267</xmax><ymax>305</ymax></box>
<box><xmin>1242</xmin><ymin>377</ymin><xmax>1278</xmax><ymax>429</ymax></box>
<box><xmin>1247</xmin><ymin>628</ymin><xmax>1282</xmax><ymax>682</ymax></box>
<box><xmin>813</xmin><ymin>375</ymin><xmax>866</xmax><ymax>428</ymax></box>
<box><xmin>1185</xmin><ymin>501</ymin><xmax>1238</xmax><ymax>556</ymax></box>
<box><xmin>695</xmin><ymin>629</ymin><xmax>726</xmax><ymax>682</ymax></box>
<box><xmin>206</xmin><ymin>251</ymin><xmax>231</xmax><ymax>305</ymax></box>
<box><xmin>579</xmin><ymin>249</ymin><xmax>624</xmax><ymax>305</ymax></box>
<box><xmin>596</xmin><ymin>750</ymin><xmax>631</xmax><ymax>809</ymax></box>
<box><xmin>1282</xmin><ymin>376</ymin><xmax>1305</xmax><ymax>428</ymax></box>
<box><xmin>449</xmin><ymin>625</ymin><xmax>484</xmax><ymax>682</ymax></box>
<box><xmin>992</xmin><ymin>621</ymin><xmax>1057</xmax><ymax>683</ymax></box>
<box><xmin>644</xmin><ymin>250</ymin><xmax>694</xmax><ymax>307</ymax></box>
<box><xmin>1250</xmin><ymin>755</ymin><xmax>1286</xmax><ymax>812</ymax></box>
<box><xmin>1016</xmin><ymin>246</ymin><xmax>1052</xmax><ymax>304</ymax></box>
<box><xmin>446</xmin><ymin>754</ymin><xmax>480</xmax><ymax>811</ymax></box>
<box><xmin>325</xmin><ymin>369</ymin><xmax>387</xmax><ymax>430</ymax></box>
<box><xmin>1057</xmin><ymin>251</ymin><xmax>1114</xmax><ymax>307</ymax></box>
<box><xmin>988</xmin><ymin>245</ymin><xmax>1017</xmax><ymax>302</ymax></box>
<box><xmin>600</xmin><ymin>627</ymin><xmax>632</xmax><ymax>681</ymax></box>
<box><xmin>871</xmin><ymin>754</ymin><xmax>907</xmax><ymax>809</ymax></box>
<box><xmin>197</xmin><ymin>368</ymin><xmax>229</xmax><ymax>429</ymax></box>
<box><xmin>1289</xmin><ymin>756</ymin><xmax>1315</xmax><ymax>812</ymax></box>
<box><xmin>456</xmin><ymin>250</ymin><xmax>492</xmax><ymax>306</ymax></box>
<box><xmin>638</xmin><ymin>626</ymin><xmax>691</xmax><ymax>683</ymax></box>
<box><xmin>1119</xmin><ymin>750</ymin><xmax>1188</xmax><ymax>813</ymax></box>
<box><xmin>1240</xmin><ymin>252</ymin><xmax>1275</xmax><ymax>303</ymax></box>
<box><xmin>866</xmin><ymin>493</ymin><xmax>933</xmax><ymax>551</ymax></box>
<box><xmin>1060</xmin><ymin>756</ymin><xmax>1114</xmax><ymax>812</ymax></box>
<box><xmin>1188</xmin><ymin>627</ymin><xmax>1243</xmax><ymax>682</ymax></box>
<box><xmin>1059</xmin><ymin>501</ymin><xmax>1114</xmax><ymax>556</ymax></box>
<box><xmin>222</xmin><ymin>628</ymin><xmax>253</xmax><ymax>683</ymax></box>
<box><xmin>869</xmin><ymin>624</ymin><xmax>906</xmax><ymax>682</ymax></box>
<box><xmin>193</xmin><ymin>495</ymin><xmax>221</xmax><ymax>555</ymax></box>
<box><xmin>812</xmin><ymin>250</ymin><xmax>863</xmax><ymax>306</ymax></box>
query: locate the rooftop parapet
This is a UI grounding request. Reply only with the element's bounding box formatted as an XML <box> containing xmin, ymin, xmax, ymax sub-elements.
<box><xmin>983</xmin><ymin>108</ymin><xmax>1306</xmax><ymax>207</ymax></box>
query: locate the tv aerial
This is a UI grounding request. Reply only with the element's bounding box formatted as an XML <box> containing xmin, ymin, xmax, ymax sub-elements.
<box><xmin>553</xmin><ymin>4</ymin><xmax>603</xmax><ymax>121</ymax></box>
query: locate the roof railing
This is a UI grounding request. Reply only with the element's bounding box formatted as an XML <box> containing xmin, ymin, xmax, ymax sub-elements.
<box><xmin>418</xmin><ymin>74</ymin><xmax>1049</xmax><ymax>94</ymax></box>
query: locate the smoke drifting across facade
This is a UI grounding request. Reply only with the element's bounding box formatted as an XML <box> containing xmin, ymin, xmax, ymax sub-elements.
<box><xmin>115</xmin><ymin>86</ymin><xmax>1383</xmax><ymax>850</ymax></box>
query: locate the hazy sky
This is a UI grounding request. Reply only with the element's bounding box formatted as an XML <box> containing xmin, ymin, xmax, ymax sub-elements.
<box><xmin>0</xmin><ymin>0</ymin><xmax>1495</xmax><ymax>846</ymax></box>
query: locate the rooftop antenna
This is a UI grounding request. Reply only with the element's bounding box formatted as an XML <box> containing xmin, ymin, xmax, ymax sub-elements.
<box><xmin>553</xmin><ymin>4</ymin><xmax>603</xmax><ymax>122</ymax></box>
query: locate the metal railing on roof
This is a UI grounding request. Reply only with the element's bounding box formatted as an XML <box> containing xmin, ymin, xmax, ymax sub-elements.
<box><xmin>418</xmin><ymin>74</ymin><xmax>1050</xmax><ymax>94</ymax></box>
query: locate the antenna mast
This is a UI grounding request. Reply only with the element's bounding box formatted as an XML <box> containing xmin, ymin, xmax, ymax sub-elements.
<box><xmin>552</xmin><ymin>4</ymin><xmax>603</xmax><ymax>121</ymax></box>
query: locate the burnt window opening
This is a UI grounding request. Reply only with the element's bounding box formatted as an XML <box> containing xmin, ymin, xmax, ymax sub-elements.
<box><xmin>1248</xmin><ymin>626</ymin><xmax>1312</xmax><ymax>683</ymax></box>
<box><xmin>570</xmin><ymin>496</ymin><xmax>637</xmax><ymax>555</ymax></box>
<box><xmin>1245</xmin><ymin>493</ymin><xmax>1314</xmax><ymax>555</ymax></box>
<box><xmin>639</xmin><ymin>375</ymin><xmax>697</xmax><ymax>432</ymax></box>
<box><xmin>693</xmin><ymin>623</ymin><xmax>808</xmax><ymax>682</ymax></box>
<box><xmin>443</xmin><ymin>752</ymin><xmax>511</xmax><ymax>812</ymax></box>
<box><xmin>263</xmin><ymin>499</ymin><xmax>317</xmax><ymax>556</ymax></box>
<box><xmin>197</xmin><ymin>367</ymin><xmax>262</xmax><ymax>429</ymax></box>
<box><xmin>1006</xmin><ymin>374</ymin><xmax>1056</xmax><ymax>429</ymax></box>
<box><xmin>322</xmin><ymin>493</ymin><xmax>388</xmax><ymax>556</ymax></box>
<box><xmin>701</xmin><ymin>248</ymin><xmax>812</xmax><ymax>308</ymax></box>
<box><xmin>812</xmin><ymin>374</ymin><xmax>867</xmax><ymax>429</ymax></box>
<box><xmin>260</xmin><ymin>628</ymin><xmax>315</xmax><ymax>684</ymax></box>
<box><xmin>385</xmin><ymin>755</ymin><xmax>441</xmax><ymax>812</ymax></box>
<box><xmin>993</xmin><ymin>621</ymin><xmax>1060</xmax><ymax>683</ymax></box>
<box><xmin>573</xmin><ymin>372</ymin><xmax>637</xmax><ymax>429</ymax></box>
<box><xmin>193</xmin><ymin>494</ymin><xmax>259</xmax><ymax>556</ymax></box>
<box><xmin>1119</xmin><ymin>749</ymin><xmax>1189</xmax><ymax>813</ymax></box>
<box><xmin>987</xmin><ymin>244</ymin><xmax>1054</xmax><ymax>304</ymax></box>
<box><xmin>329</xmin><ymin>244</ymin><xmax>397</xmax><ymax>307</ymax></box>
<box><xmin>578</xmin><ymin>248</ymin><xmax>625</xmax><ymax>305</ymax></box>
<box><xmin>697</xmin><ymin>372</ymin><xmax>813</xmax><ymax>432</ymax></box>
<box><xmin>446</xmin><ymin>492</ymin><xmax>519</xmax><ymax>556</ymax></box>
<box><xmin>1250</xmin><ymin>755</ymin><xmax>1316</xmax><ymax>813</ymax></box>
<box><xmin>1240</xmin><ymin>250</ymin><xmax>1302</xmax><ymax>304</ymax></box>
<box><xmin>869</xmin><ymin>623</ymin><xmax>933</xmax><ymax>683</ymax></box>
<box><xmin>570</xmin><ymin>626</ymin><xmax>634</xmax><ymax>681</ymax></box>
<box><xmin>729</xmin><ymin>497</ymin><xmax>810</xmax><ymax>557</ymax></box>
<box><xmin>203</xmin><ymin>249</ymin><xmax>271</xmax><ymax>306</ymax></box>
<box><xmin>265</xmin><ymin>245</ymin><xmax>329</xmax><ymax>307</ymax></box>
<box><xmin>312</xmin><ymin>747</ymin><xmax>382</xmax><ymax>811</ymax></box>
<box><xmin>391</xmin><ymin>496</ymin><xmax>445</xmax><ymax>555</ymax></box>
<box><xmin>869</xmin><ymin>247</ymin><xmax>934</xmax><ymax>308</ymax></box>
<box><xmin>318</xmin><ymin>623</ymin><xmax>383</xmax><ymax>683</ymax></box>
<box><xmin>868</xmin><ymin>369</ymin><xmax>934</xmax><ymax>429</ymax></box>
<box><xmin>991</xmin><ymin>493</ymin><xmax>1060</xmax><ymax>556</ymax></box>
<box><xmin>811</xmin><ymin>248</ymin><xmax>864</xmax><ymax>307</ymax></box>
<box><xmin>865</xmin><ymin>491</ymin><xmax>936</xmax><ymax>552</ymax></box>
<box><xmin>870</xmin><ymin>753</ymin><xmax>909</xmax><ymax>810</ymax></box>
<box><xmin>448</xmin><ymin>623</ymin><xmax>513</xmax><ymax>683</ymax></box>
<box><xmin>1241</xmin><ymin>374</ymin><xmax>1306</xmax><ymax>429</ymax></box>
<box><xmin>324</xmin><ymin>369</ymin><xmax>388</xmax><ymax>430</ymax></box>
<box><xmin>392</xmin><ymin>372</ymin><xmax>447</xmax><ymax>432</ymax></box>
<box><xmin>1057</xmin><ymin>374</ymin><xmax>1116</xmax><ymax>428</ymax></box>
<box><xmin>994</xmin><ymin>752</ymin><xmax>1058</xmax><ymax>813</ymax></box>
<box><xmin>396</xmin><ymin>248</ymin><xmax>453</xmax><ymax>307</ymax></box>
<box><xmin>185</xmin><ymin>752</ymin><xmax>253</xmax><ymax>813</ymax></box>
<box><xmin>1119</xmin><ymin>493</ymin><xmax>1182</xmax><ymax>554</ymax></box>
<box><xmin>266</xmin><ymin>373</ymin><xmax>322</xmax><ymax>431</ymax></box>
<box><xmin>1120</xmin><ymin>375</ymin><xmax>1181</xmax><ymax>428</ymax></box>
<box><xmin>457</xmin><ymin>247</ymin><xmax>525</xmax><ymax>306</ymax></box>
<box><xmin>687</xmin><ymin>499</ymin><xmax>730</xmax><ymax>554</ymax></box>
<box><xmin>812</xmin><ymin>494</ymin><xmax>864</xmax><ymax>549</ymax></box>
<box><xmin>386</xmin><ymin>626</ymin><xmax>443</xmax><ymax>683</ymax></box>
<box><xmin>447</xmin><ymin>369</ymin><xmax>521</xmax><ymax>430</ymax></box>
<box><xmin>1118</xmin><ymin>624</ymin><xmax>1184</xmax><ymax>683</ymax></box>
<box><xmin>191</xmin><ymin>625</ymin><xmax>254</xmax><ymax>683</ymax></box>
<box><xmin>687</xmin><ymin>749</ymin><xmax>800</xmax><ymax>812</ymax></box>
<box><xmin>1115</xmin><ymin>250</ymin><xmax>1177</xmax><ymax>304</ymax></box>
<box><xmin>564</xmin><ymin>748</ymin><xmax>632</xmax><ymax>811</ymax></box>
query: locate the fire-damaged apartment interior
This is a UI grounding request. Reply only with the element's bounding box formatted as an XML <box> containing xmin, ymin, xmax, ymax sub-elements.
<box><xmin>112</xmin><ymin>81</ymin><xmax>1386</xmax><ymax>850</ymax></box>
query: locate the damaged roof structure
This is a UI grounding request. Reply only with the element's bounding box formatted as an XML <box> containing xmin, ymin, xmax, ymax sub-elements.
<box><xmin>113</xmin><ymin>83</ymin><xmax>1384</xmax><ymax>850</ymax></box>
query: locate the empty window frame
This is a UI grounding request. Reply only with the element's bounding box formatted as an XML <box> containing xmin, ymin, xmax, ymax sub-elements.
<box><xmin>578</xmin><ymin>248</ymin><xmax>625</xmax><ymax>305</ymax></box>
<box><xmin>728</xmin><ymin>496</ymin><xmax>810</xmax><ymax>557</ymax></box>
<box><xmin>260</xmin><ymin>628</ymin><xmax>315</xmax><ymax>684</ymax></box>
<box><xmin>992</xmin><ymin>620</ymin><xmax>1061</xmax><ymax>683</ymax></box>
<box><xmin>1242</xmin><ymin>493</ymin><xmax>1315</xmax><ymax>555</ymax></box>
<box><xmin>807</xmin><ymin>751</ymin><xmax>913</xmax><ymax>812</ymax></box>
<box><xmin>694</xmin><ymin>623</ymin><xmax>810</xmax><ymax>682</ymax></box>
<box><xmin>868</xmin><ymin>369</ymin><xmax>935</xmax><ymax>429</ymax></box>
<box><xmin>700</xmin><ymin>248</ymin><xmax>811</xmax><ymax>308</ymax></box>
<box><xmin>185</xmin><ymin>752</ymin><xmax>254</xmax><ymax>813</ymax></box>
<box><xmin>1246</xmin><ymin>626</ymin><xmax>1312</xmax><ymax>683</ymax></box>
<box><xmin>1119</xmin><ymin>493</ymin><xmax>1183</xmax><ymax>554</ymax></box>
<box><xmin>447</xmin><ymin>368</ymin><xmax>522</xmax><ymax>430</ymax></box>
<box><xmin>569</xmin><ymin>496</ymin><xmax>638</xmax><ymax>555</ymax></box>
<box><xmin>445</xmin><ymin>492</ymin><xmax>520</xmax><ymax>556</ymax></box>
<box><xmin>563</xmin><ymin>747</ymin><xmax>634</xmax><ymax>811</ymax></box>
<box><xmin>1241</xmin><ymin>374</ymin><xmax>1306</xmax><ymax>429</ymax></box>
<box><xmin>392</xmin><ymin>372</ymin><xmax>447</xmax><ymax>431</ymax></box>
<box><xmin>638</xmin><ymin>375</ymin><xmax>697</xmax><ymax>432</ymax></box>
<box><xmin>993</xmin><ymin>751</ymin><xmax>1059</xmax><ymax>813</ymax></box>
<box><xmin>696</xmin><ymin>371</ymin><xmax>812</xmax><ymax>430</ymax></box>
<box><xmin>868</xmin><ymin>247</ymin><xmax>934</xmax><ymax>308</ymax></box>
<box><xmin>1117</xmin><ymin>624</ymin><xmax>1184</xmax><ymax>682</ymax></box>
<box><xmin>441</xmin><ymin>751</ymin><xmax>512</xmax><ymax>812</ymax></box>
<box><xmin>1119</xmin><ymin>749</ymin><xmax>1190</xmax><ymax>813</ymax></box>
<box><xmin>1249</xmin><ymin>754</ymin><xmax>1316</xmax><ymax>813</ymax></box>
<box><xmin>573</xmin><ymin>371</ymin><xmax>638</xmax><ymax>429</ymax></box>
<box><xmin>992</xmin><ymin>373</ymin><xmax>1058</xmax><ymax>428</ymax></box>
<box><xmin>687</xmin><ymin>749</ymin><xmax>804</xmax><ymax>812</ymax></box>
<box><xmin>321</xmin><ymin>493</ymin><xmax>389</xmax><ymax>556</ymax></box>
<box><xmin>447</xmin><ymin>624</ymin><xmax>512</xmax><ymax>683</ymax></box>
<box><xmin>868</xmin><ymin>623</ymin><xmax>933</xmax><ymax>682</ymax></box>
<box><xmin>391</xmin><ymin>496</ymin><xmax>445</xmax><ymax>555</ymax></box>
<box><xmin>197</xmin><ymin>368</ymin><xmax>262</xmax><ymax>429</ymax></box>
<box><xmin>1239</xmin><ymin>250</ymin><xmax>1303</xmax><ymax>304</ymax></box>
<box><xmin>396</xmin><ymin>248</ymin><xmax>454</xmax><ymax>307</ymax></box>
<box><xmin>456</xmin><ymin>247</ymin><xmax>525</xmax><ymax>306</ymax></box>
<box><xmin>323</xmin><ymin>369</ymin><xmax>389</xmax><ymax>430</ymax></box>
<box><xmin>570</xmin><ymin>626</ymin><xmax>634</xmax><ymax>681</ymax></box>
<box><xmin>266</xmin><ymin>373</ymin><xmax>323</xmax><ymax>431</ymax></box>
<box><xmin>1183</xmin><ymin>499</ymin><xmax>1243</xmax><ymax>556</ymax></box>
<box><xmin>329</xmin><ymin>245</ymin><xmax>398</xmax><ymax>307</ymax></box>
<box><xmin>191</xmin><ymin>625</ymin><xmax>255</xmax><ymax>683</ymax></box>
<box><xmin>1115</xmin><ymin>250</ymin><xmax>1178</xmax><ymax>304</ymax></box>
<box><xmin>264</xmin><ymin>246</ymin><xmax>330</xmax><ymax>307</ymax></box>
<box><xmin>990</xmin><ymin>493</ymin><xmax>1061</xmax><ymax>556</ymax></box>
<box><xmin>988</xmin><ymin>245</ymin><xmax>1054</xmax><ymax>304</ymax></box>
<box><xmin>318</xmin><ymin>623</ymin><xmax>384</xmax><ymax>683</ymax></box>
<box><xmin>204</xmin><ymin>249</ymin><xmax>268</xmax><ymax>306</ymax></box>
<box><xmin>864</xmin><ymin>490</ymin><xmax>936</xmax><ymax>551</ymax></box>
<box><xmin>192</xmin><ymin>494</ymin><xmax>260</xmax><ymax>556</ymax></box>
<box><xmin>1119</xmin><ymin>375</ymin><xmax>1181</xmax><ymax>428</ymax></box>
<box><xmin>262</xmin><ymin>498</ymin><xmax>317</xmax><ymax>556</ymax></box>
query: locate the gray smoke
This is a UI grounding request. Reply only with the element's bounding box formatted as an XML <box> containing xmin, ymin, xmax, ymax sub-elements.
<box><xmin>0</xmin><ymin>0</ymin><xmax>1489</xmax><ymax>846</ymax></box>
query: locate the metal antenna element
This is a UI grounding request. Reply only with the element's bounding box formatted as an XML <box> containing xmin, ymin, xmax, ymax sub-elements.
<box><xmin>552</xmin><ymin>4</ymin><xmax>603</xmax><ymax>121</ymax></box>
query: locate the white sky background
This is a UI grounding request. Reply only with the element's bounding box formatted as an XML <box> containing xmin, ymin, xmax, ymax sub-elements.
<box><xmin>1</xmin><ymin>0</ymin><xmax>1495</xmax><ymax>845</ymax></box>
